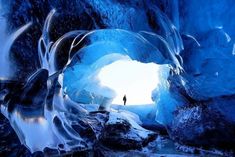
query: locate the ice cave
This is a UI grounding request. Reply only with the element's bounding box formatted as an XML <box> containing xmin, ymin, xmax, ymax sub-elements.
<box><xmin>98</xmin><ymin>59</ymin><xmax>160</xmax><ymax>105</ymax></box>
<box><xmin>0</xmin><ymin>0</ymin><xmax>235</xmax><ymax>157</ymax></box>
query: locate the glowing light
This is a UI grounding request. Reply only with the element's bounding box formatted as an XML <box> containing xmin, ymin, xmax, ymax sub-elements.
<box><xmin>98</xmin><ymin>60</ymin><xmax>160</xmax><ymax>105</ymax></box>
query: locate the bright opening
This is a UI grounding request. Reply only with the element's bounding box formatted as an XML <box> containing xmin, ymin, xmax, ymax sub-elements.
<box><xmin>98</xmin><ymin>60</ymin><xmax>160</xmax><ymax>105</ymax></box>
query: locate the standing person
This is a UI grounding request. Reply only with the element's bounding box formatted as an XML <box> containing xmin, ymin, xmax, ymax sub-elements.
<box><xmin>123</xmin><ymin>95</ymin><xmax>127</xmax><ymax>105</ymax></box>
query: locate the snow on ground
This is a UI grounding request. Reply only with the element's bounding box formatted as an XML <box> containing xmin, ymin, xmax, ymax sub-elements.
<box><xmin>111</xmin><ymin>104</ymin><xmax>156</xmax><ymax>124</ymax></box>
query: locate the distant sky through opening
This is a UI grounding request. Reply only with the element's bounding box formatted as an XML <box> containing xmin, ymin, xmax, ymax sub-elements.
<box><xmin>98</xmin><ymin>60</ymin><xmax>160</xmax><ymax>105</ymax></box>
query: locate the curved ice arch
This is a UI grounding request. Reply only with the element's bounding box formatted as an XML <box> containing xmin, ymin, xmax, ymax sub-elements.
<box><xmin>148</xmin><ymin>5</ymin><xmax>184</xmax><ymax>55</ymax></box>
<box><xmin>1</xmin><ymin>8</ymin><xmax>185</xmax><ymax>153</ymax></box>
<box><xmin>37</xmin><ymin>9</ymin><xmax>184</xmax><ymax>76</ymax></box>
<box><xmin>62</xmin><ymin>28</ymin><xmax>183</xmax><ymax>109</ymax></box>
<box><xmin>36</xmin><ymin>9</ymin><xmax>185</xmax><ymax>113</ymax></box>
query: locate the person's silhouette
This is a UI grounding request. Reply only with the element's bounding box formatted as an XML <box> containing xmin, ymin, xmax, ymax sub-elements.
<box><xmin>123</xmin><ymin>95</ymin><xmax>127</xmax><ymax>105</ymax></box>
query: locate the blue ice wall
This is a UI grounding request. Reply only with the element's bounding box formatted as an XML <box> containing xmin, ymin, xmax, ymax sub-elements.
<box><xmin>0</xmin><ymin>0</ymin><xmax>183</xmax><ymax>80</ymax></box>
<box><xmin>1</xmin><ymin>1</ymin><xmax>235</xmax><ymax>152</ymax></box>
<box><xmin>177</xmin><ymin>0</ymin><xmax>235</xmax><ymax>100</ymax></box>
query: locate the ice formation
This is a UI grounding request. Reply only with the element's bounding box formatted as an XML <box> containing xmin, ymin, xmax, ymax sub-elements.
<box><xmin>1</xmin><ymin>0</ymin><xmax>235</xmax><ymax>156</ymax></box>
<box><xmin>0</xmin><ymin>6</ymin><xmax>182</xmax><ymax>153</ymax></box>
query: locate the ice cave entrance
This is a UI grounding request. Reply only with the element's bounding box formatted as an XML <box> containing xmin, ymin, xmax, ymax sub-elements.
<box><xmin>98</xmin><ymin>60</ymin><xmax>160</xmax><ymax>105</ymax></box>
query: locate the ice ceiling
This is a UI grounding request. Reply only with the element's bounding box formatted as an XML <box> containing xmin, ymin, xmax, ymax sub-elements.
<box><xmin>0</xmin><ymin>7</ymin><xmax>181</xmax><ymax>152</ymax></box>
<box><xmin>1</xmin><ymin>0</ymin><xmax>235</xmax><ymax>155</ymax></box>
<box><xmin>61</xmin><ymin>23</ymin><xmax>181</xmax><ymax>111</ymax></box>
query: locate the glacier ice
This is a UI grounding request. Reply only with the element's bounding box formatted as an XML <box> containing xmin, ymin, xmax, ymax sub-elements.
<box><xmin>0</xmin><ymin>19</ymin><xmax>32</xmax><ymax>79</ymax></box>
<box><xmin>0</xmin><ymin>7</ymin><xmax>183</xmax><ymax>153</ymax></box>
<box><xmin>1</xmin><ymin>0</ymin><xmax>235</xmax><ymax>155</ymax></box>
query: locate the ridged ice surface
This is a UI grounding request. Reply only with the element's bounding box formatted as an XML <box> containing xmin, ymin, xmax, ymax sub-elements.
<box><xmin>0</xmin><ymin>4</ymin><xmax>183</xmax><ymax>153</ymax></box>
<box><xmin>1</xmin><ymin>0</ymin><xmax>235</xmax><ymax>156</ymax></box>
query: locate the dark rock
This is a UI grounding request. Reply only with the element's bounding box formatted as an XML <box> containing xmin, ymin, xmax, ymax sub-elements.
<box><xmin>58</xmin><ymin>144</ymin><xmax>64</xmax><ymax>149</ymax></box>
<box><xmin>100</xmin><ymin>112</ymin><xmax>157</xmax><ymax>150</ymax></box>
<box><xmin>142</xmin><ymin>123</ymin><xmax>168</xmax><ymax>135</ymax></box>
<box><xmin>66</xmin><ymin>150</ymin><xmax>93</xmax><ymax>157</ymax></box>
<box><xmin>31</xmin><ymin>151</ymin><xmax>44</xmax><ymax>157</ymax></box>
<box><xmin>43</xmin><ymin>147</ymin><xmax>59</xmax><ymax>156</ymax></box>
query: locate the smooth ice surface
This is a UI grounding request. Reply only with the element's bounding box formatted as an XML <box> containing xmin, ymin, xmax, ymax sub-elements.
<box><xmin>111</xmin><ymin>104</ymin><xmax>155</xmax><ymax>125</ymax></box>
<box><xmin>11</xmin><ymin>111</ymin><xmax>59</xmax><ymax>152</ymax></box>
<box><xmin>98</xmin><ymin>60</ymin><xmax>160</xmax><ymax>105</ymax></box>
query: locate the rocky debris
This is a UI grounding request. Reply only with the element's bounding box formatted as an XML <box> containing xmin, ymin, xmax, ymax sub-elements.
<box><xmin>0</xmin><ymin>106</ymin><xmax>157</xmax><ymax>156</ymax></box>
<box><xmin>100</xmin><ymin>112</ymin><xmax>157</xmax><ymax>150</ymax></box>
<box><xmin>0</xmin><ymin>68</ymin><xmax>158</xmax><ymax>155</ymax></box>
